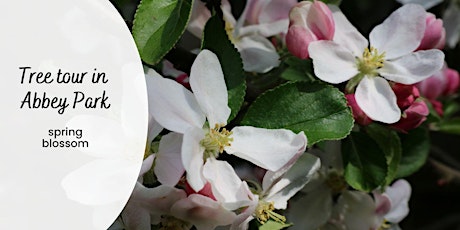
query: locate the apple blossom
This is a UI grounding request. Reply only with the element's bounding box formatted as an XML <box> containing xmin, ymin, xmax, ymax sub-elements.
<box><xmin>108</xmin><ymin>156</ymin><xmax>189</xmax><ymax>230</ymax></box>
<box><xmin>187</xmin><ymin>0</ymin><xmax>289</xmax><ymax>73</ymax></box>
<box><xmin>228</xmin><ymin>153</ymin><xmax>320</xmax><ymax>229</ymax></box>
<box><xmin>286</xmin><ymin>0</ymin><xmax>335</xmax><ymax>59</ymax></box>
<box><xmin>309</xmin><ymin>4</ymin><xmax>444</xmax><ymax>124</ymax></box>
<box><xmin>245</xmin><ymin>0</ymin><xmax>297</xmax><ymax>27</ymax></box>
<box><xmin>373</xmin><ymin>180</ymin><xmax>412</xmax><ymax>230</ymax></box>
<box><xmin>286</xmin><ymin>146</ymin><xmax>378</xmax><ymax>230</ymax></box>
<box><xmin>150</xmin><ymin>50</ymin><xmax>307</xmax><ymax>192</ymax></box>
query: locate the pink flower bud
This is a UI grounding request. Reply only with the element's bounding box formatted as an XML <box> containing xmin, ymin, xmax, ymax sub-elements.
<box><xmin>443</xmin><ymin>67</ymin><xmax>460</xmax><ymax>95</ymax></box>
<box><xmin>416</xmin><ymin>64</ymin><xmax>459</xmax><ymax>99</ymax></box>
<box><xmin>286</xmin><ymin>0</ymin><xmax>334</xmax><ymax>59</ymax></box>
<box><xmin>392</xmin><ymin>83</ymin><xmax>420</xmax><ymax>110</ymax></box>
<box><xmin>416</xmin><ymin>70</ymin><xmax>446</xmax><ymax>100</ymax></box>
<box><xmin>417</xmin><ymin>13</ymin><xmax>446</xmax><ymax>50</ymax></box>
<box><xmin>430</xmin><ymin>99</ymin><xmax>444</xmax><ymax>117</ymax></box>
<box><xmin>346</xmin><ymin>94</ymin><xmax>373</xmax><ymax>126</ymax></box>
<box><xmin>391</xmin><ymin>100</ymin><xmax>429</xmax><ymax>133</ymax></box>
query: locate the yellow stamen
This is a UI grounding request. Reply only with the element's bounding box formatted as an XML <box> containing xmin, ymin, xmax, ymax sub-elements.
<box><xmin>255</xmin><ymin>201</ymin><xmax>286</xmax><ymax>224</ymax></box>
<box><xmin>200</xmin><ymin>124</ymin><xmax>233</xmax><ymax>160</ymax></box>
<box><xmin>357</xmin><ymin>47</ymin><xmax>386</xmax><ymax>76</ymax></box>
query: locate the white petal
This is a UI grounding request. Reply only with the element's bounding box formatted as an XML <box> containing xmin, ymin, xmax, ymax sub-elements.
<box><xmin>133</xmin><ymin>184</ymin><xmax>186</xmax><ymax>212</ymax></box>
<box><xmin>155</xmin><ymin>132</ymin><xmax>185</xmax><ymax>186</ymax></box>
<box><xmin>182</xmin><ymin>127</ymin><xmax>206</xmax><ymax>192</ymax></box>
<box><xmin>203</xmin><ymin>159</ymin><xmax>253</xmax><ymax>210</ymax></box>
<box><xmin>190</xmin><ymin>49</ymin><xmax>231</xmax><ymax>127</ymax></box>
<box><xmin>147</xmin><ymin>72</ymin><xmax>205</xmax><ymax>133</ymax></box>
<box><xmin>355</xmin><ymin>77</ymin><xmax>401</xmax><ymax>124</ymax></box>
<box><xmin>147</xmin><ymin>116</ymin><xmax>163</xmax><ymax>144</ymax></box>
<box><xmin>238</xmin><ymin>19</ymin><xmax>289</xmax><ymax>38</ymax></box>
<box><xmin>264</xmin><ymin>153</ymin><xmax>321</xmax><ymax>209</ymax></box>
<box><xmin>385</xmin><ymin>179</ymin><xmax>412</xmax><ymax>223</ymax></box>
<box><xmin>258</xmin><ymin>0</ymin><xmax>297</xmax><ymax>24</ymax></box>
<box><xmin>443</xmin><ymin>2</ymin><xmax>460</xmax><ymax>48</ymax></box>
<box><xmin>230</xmin><ymin>195</ymin><xmax>258</xmax><ymax>230</ymax></box>
<box><xmin>187</xmin><ymin>0</ymin><xmax>211</xmax><ymax>38</ymax></box>
<box><xmin>369</xmin><ymin>4</ymin><xmax>426</xmax><ymax>59</ymax></box>
<box><xmin>333</xmin><ymin>191</ymin><xmax>378</xmax><ymax>230</ymax></box>
<box><xmin>396</xmin><ymin>0</ymin><xmax>442</xmax><ymax>9</ymax></box>
<box><xmin>286</xmin><ymin>184</ymin><xmax>333</xmax><ymax>230</ymax></box>
<box><xmin>309</xmin><ymin>41</ymin><xmax>359</xmax><ymax>84</ymax></box>
<box><xmin>379</xmin><ymin>49</ymin><xmax>445</xmax><ymax>84</ymax></box>
<box><xmin>226</xmin><ymin>126</ymin><xmax>307</xmax><ymax>172</ymax></box>
<box><xmin>170</xmin><ymin>194</ymin><xmax>237</xmax><ymax>230</ymax></box>
<box><xmin>330</xmin><ymin>5</ymin><xmax>368</xmax><ymax>56</ymax></box>
<box><xmin>236</xmin><ymin>35</ymin><xmax>280</xmax><ymax>73</ymax></box>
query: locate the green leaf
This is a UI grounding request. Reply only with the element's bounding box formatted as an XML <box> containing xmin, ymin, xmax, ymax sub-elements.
<box><xmin>365</xmin><ymin>124</ymin><xmax>402</xmax><ymax>186</ymax></box>
<box><xmin>259</xmin><ymin>220</ymin><xmax>292</xmax><ymax>230</ymax></box>
<box><xmin>342</xmin><ymin>132</ymin><xmax>388</xmax><ymax>192</ymax></box>
<box><xmin>132</xmin><ymin>0</ymin><xmax>193</xmax><ymax>65</ymax></box>
<box><xmin>241</xmin><ymin>82</ymin><xmax>354</xmax><ymax>145</ymax></box>
<box><xmin>443</xmin><ymin>101</ymin><xmax>460</xmax><ymax>119</ymax></box>
<box><xmin>396</xmin><ymin>127</ymin><xmax>430</xmax><ymax>178</ymax></box>
<box><xmin>202</xmin><ymin>15</ymin><xmax>246</xmax><ymax>121</ymax></box>
<box><xmin>280</xmin><ymin>57</ymin><xmax>315</xmax><ymax>82</ymax></box>
<box><xmin>438</xmin><ymin>118</ymin><xmax>460</xmax><ymax>135</ymax></box>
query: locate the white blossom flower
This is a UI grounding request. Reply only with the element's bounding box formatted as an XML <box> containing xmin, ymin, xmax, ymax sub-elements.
<box><xmin>226</xmin><ymin>153</ymin><xmax>321</xmax><ymax>229</ymax></box>
<box><xmin>309</xmin><ymin>4</ymin><xmax>444</xmax><ymax>123</ymax></box>
<box><xmin>188</xmin><ymin>0</ymin><xmax>288</xmax><ymax>73</ymax></box>
<box><xmin>150</xmin><ymin>49</ymin><xmax>307</xmax><ymax>192</ymax></box>
<box><xmin>108</xmin><ymin>156</ymin><xmax>189</xmax><ymax>230</ymax></box>
<box><xmin>373</xmin><ymin>179</ymin><xmax>412</xmax><ymax>230</ymax></box>
<box><xmin>286</xmin><ymin>144</ymin><xmax>377</xmax><ymax>230</ymax></box>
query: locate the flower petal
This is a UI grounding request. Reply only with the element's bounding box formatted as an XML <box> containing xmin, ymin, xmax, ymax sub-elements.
<box><xmin>155</xmin><ymin>132</ymin><xmax>185</xmax><ymax>186</ymax></box>
<box><xmin>203</xmin><ymin>159</ymin><xmax>253</xmax><ymax>210</ymax></box>
<box><xmin>189</xmin><ymin>50</ymin><xmax>231</xmax><ymax>127</ymax></box>
<box><xmin>258</xmin><ymin>0</ymin><xmax>297</xmax><ymax>24</ymax></box>
<box><xmin>396</xmin><ymin>0</ymin><xmax>443</xmax><ymax>10</ymax></box>
<box><xmin>226</xmin><ymin>126</ymin><xmax>307</xmax><ymax>172</ymax></box>
<box><xmin>355</xmin><ymin>76</ymin><xmax>401</xmax><ymax>124</ymax></box>
<box><xmin>264</xmin><ymin>153</ymin><xmax>321</xmax><ymax>209</ymax></box>
<box><xmin>182</xmin><ymin>127</ymin><xmax>206</xmax><ymax>192</ymax></box>
<box><xmin>443</xmin><ymin>2</ymin><xmax>460</xmax><ymax>48</ymax></box>
<box><xmin>384</xmin><ymin>179</ymin><xmax>412</xmax><ymax>223</ymax></box>
<box><xmin>309</xmin><ymin>40</ymin><xmax>359</xmax><ymax>84</ymax></box>
<box><xmin>171</xmin><ymin>194</ymin><xmax>237</xmax><ymax>230</ymax></box>
<box><xmin>379</xmin><ymin>49</ymin><xmax>445</xmax><ymax>84</ymax></box>
<box><xmin>147</xmin><ymin>116</ymin><xmax>163</xmax><ymax>144</ymax></box>
<box><xmin>330</xmin><ymin>5</ymin><xmax>368</xmax><ymax>57</ymax></box>
<box><xmin>369</xmin><ymin>4</ymin><xmax>426</xmax><ymax>59</ymax></box>
<box><xmin>147</xmin><ymin>71</ymin><xmax>205</xmax><ymax>133</ymax></box>
<box><xmin>236</xmin><ymin>35</ymin><xmax>280</xmax><ymax>73</ymax></box>
<box><xmin>238</xmin><ymin>19</ymin><xmax>289</xmax><ymax>38</ymax></box>
<box><xmin>286</xmin><ymin>184</ymin><xmax>333</xmax><ymax>230</ymax></box>
<box><xmin>333</xmin><ymin>191</ymin><xmax>378</xmax><ymax>230</ymax></box>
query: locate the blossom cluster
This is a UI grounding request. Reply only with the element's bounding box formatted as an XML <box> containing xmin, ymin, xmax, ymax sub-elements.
<box><xmin>110</xmin><ymin>0</ymin><xmax>460</xmax><ymax>229</ymax></box>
